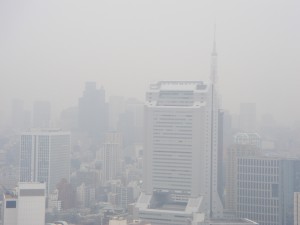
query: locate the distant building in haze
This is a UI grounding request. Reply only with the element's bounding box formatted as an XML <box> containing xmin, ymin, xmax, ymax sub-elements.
<box><xmin>11</xmin><ymin>99</ymin><xmax>31</xmax><ymax>131</ymax></box>
<box><xmin>60</xmin><ymin>106</ymin><xmax>78</xmax><ymax>131</ymax></box>
<box><xmin>101</xmin><ymin>132</ymin><xmax>123</xmax><ymax>184</ymax></box>
<box><xmin>78</xmin><ymin>82</ymin><xmax>108</xmax><ymax>140</ymax></box>
<box><xmin>33</xmin><ymin>101</ymin><xmax>51</xmax><ymax>128</ymax></box>
<box><xmin>109</xmin><ymin>96</ymin><xmax>125</xmax><ymax>131</ymax></box>
<box><xmin>239</xmin><ymin>103</ymin><xmax>256</xmax><ymax>132</ymax></box>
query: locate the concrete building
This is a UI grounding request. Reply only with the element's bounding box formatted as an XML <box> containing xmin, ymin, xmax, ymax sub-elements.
<box><xmin>294</xmin><ymin>192</ymin><xmax>300</xmax><ymax>225</ymax></box>
<box><xmin>225</xmin><ymin>133</ymin><xmax>261</xmax><ymax>213</ymax></box>
<box><xmin>135</xmin><ymin>80</ymin><xmax>224</xmax><ymax>224</ymax></box>
<box><xmin>237</xmin><ymin>157</ymin><xmax>300</xmax><ymax>225</ymax></box>
<box><xmin>78</xmin><ymin>82</ymin><xmax>108</xmax><ymax>140</ymax></box>
<box><xmin>239</xmin><ymin>103</ymin><xmax>256</xmax><ymax>133</ymax></box>
<box><xmin>117</xmin><ymin>185</ymin><xmax>134</xmax><ymax>210</ymax></box>
<box><xmin>2</xmin><ymin>191</ymin><xmax>18</xmax><ymax>225</ymax></box>
<box><xmin>109</xmin><ymin>96</ymin><xmax>125</xmax><ymax>131</ymax></box>
<box><xmin>225</xmin><ymin>139</ymin><xmax>300</xmax><ymax>225</ymax></box>
<box><xmin>2</xmin><ymin>182</ymin><xmax>46</xmax><ymax>225</ymax></box>
<box><xmin>17</xmin><ymin>182</ymin><xmax>46</xmax><ymax>225</ymax></box>
<box><xmin>11</xmin><ymin>99</ymin><xmax>31</xmax><ymax>131</ymax></box>
<box><xmin>101</xmin><ymin>132</ymin><xmax>123</xmax><ymax>184</ymax></box>
<box><xmin>32</xmin><ymin>100</ymin><xmax>51</xmax><ymax>128</ymax></box>
<box><xmin>48</xmin><ymin>189</ymin><xmax>62</xmax><ymax>211</ymax></box>
<box><xmin>134</xmin><ymin>34</ymin><xmax>257</xmax><ymax>225</ymax></box>
<box><xmin>76</xmin><ymin>182</ymin><xmax>96</xmax><ymax>208</ymax></box>
<box><xmin>234</xmin><ymin>133</ymin><xmax>261</xmax><ymax>148</ymax></box>
<box><xmin>19</xmin><ymin>129</ymin><xmax>71</xmax><ymax>194</ymax></box>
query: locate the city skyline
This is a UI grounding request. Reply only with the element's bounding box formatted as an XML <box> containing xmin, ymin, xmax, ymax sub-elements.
<box><xmin>1</xmin><ymin>1</ymin><xmax>300</xmax><ymax>225</ymax></box>
<box><xmin>0</xmin><ymin>0</ymin><xmax>300</xmax><ymax>125</ymax></box>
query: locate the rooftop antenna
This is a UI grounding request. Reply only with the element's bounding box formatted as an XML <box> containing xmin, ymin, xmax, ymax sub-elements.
<box><xmin>210</xmin><ymin>22</ymin><xmax>218</xmax><ymax>85</ymax></box>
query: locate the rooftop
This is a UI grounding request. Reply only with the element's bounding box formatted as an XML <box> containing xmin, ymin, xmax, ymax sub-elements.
<box><xmin>149</xmin><ymin>81</ymin><xmax>208</xmax><ymax>92</ymax></box>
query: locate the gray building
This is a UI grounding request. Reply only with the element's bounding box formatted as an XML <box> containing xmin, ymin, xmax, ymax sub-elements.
<box><xmin>32</xmin><ymin>100</ymin><xmax>51</xmax><ymax>128</ymax></box>
<box><xmin>225</xmin><ymin>138</ymin><xmax>300</xmax><ymax>225</ymax></box>
<box><xmin>78</xmin><ymin>82</ymin><xmax>108</xmax><ymax>140</ymax></box>
<box><xmin>239</xmin><ymin>103</ymin><xmax>257</xmax><ymax>133</ymax></box>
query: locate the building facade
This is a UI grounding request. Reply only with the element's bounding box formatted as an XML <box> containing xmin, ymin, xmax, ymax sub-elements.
<box><xmin>2</xmin><ymin>182</ymin><xmax>46</xmax><ymax>225</ymax></box>
<box><xmin>78</xmin><ymin>82</ymin><xmax>108</xmax><ymax>140</ymax></box>
<box><xmin>135</xmin><ymin>81</ymin><xmax>224</xmax><ymax>224</ymax></box>
<box><xmin>294</xmin><ymin>192</ymin><xmax>300</xmax><ymax>225</ymax></box>
<box><xmin>19</xmin><ymin>129</ymin><xmax>71</xmax><ymax>194</ymax></box>
<box><xmin>32</xmin><ymin>100</ymin><xmax>51</xmax><ymax>128</ymax></box>
<box><xmin>101</xmin><ymin>132</ymin><xmax>123</xmax><ymax>184</ymax></box>
<box><xmin>225</xmin><ymin>139</ymin><xmax>300</xmax><ymax>225</ymax></box>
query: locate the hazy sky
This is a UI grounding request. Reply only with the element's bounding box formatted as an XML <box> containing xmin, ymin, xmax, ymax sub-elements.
<box><xmin>0</xmin><ymin>0</ymin><xmax>299</xmax><ymax>124</ymax></box>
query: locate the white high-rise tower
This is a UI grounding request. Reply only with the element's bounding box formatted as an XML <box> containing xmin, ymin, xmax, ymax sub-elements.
<box><xmin>140</xmin><ymin>79</ymin><xmax>223</xmax><ymax>209</ymax></box>
<box><xmin>134</xmin><ymin>27</ymin><xmax>225</xmax><ymax>224</ymax></box>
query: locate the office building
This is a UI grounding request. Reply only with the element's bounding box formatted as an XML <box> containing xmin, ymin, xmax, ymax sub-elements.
<box><xmin>237</xmin><ymin>157</ymin><xmax>300</xmax><ymax>225</ymax></box>
<box><xmin>225</xmin><ymin>136</ymin><xmax>300</xmax><ymax>225</ymax></box>
<box><xmin>17</xmin><ymin>182</ymin><xmax>46</xmax><ymax>225</ymax></box>
<box><xmin>234</xmin><ymin>133</ymin><xmax>261</xmax><ymax>148</ymax></box>
<box><xmin>134</xmin><ymin>80</ymin><xmax>223</xmax><ymax>225</ymax></box>
<box><xmin>2</xmin><ymin>191</ymin><xmax>17</xmax><ymax>225</ymax></box>
<box><xmin>78</xmin><ymin>82</ymin><xmax>108</xmax><ymax>139</ymax></box>
<box><xmin>134</xmin><ymin>32</ymin><xmax>258</xmax><ymax>225</ymax></box>
<box><xmin>32</xmin><ymin>100</ymin><xmax>51</xmax><ymax>128</ymax></box>
<box><xmin>239</xmin><ymin>103</ymin><xmax>256</xmax><ymax>132</ymax></box>
<box><xmin>11</xmin><ymin>99</ymin><xmax>31</xmax><ymax>131</ymax></box>
<box><xmin>294</xmin><ymin>192</ymin><xmax>300</xmax><ymax>225</ymax></box>
<box><xmin>101</xmin><ymin>132</ymin><xmax>123</xmax><ymax>184</ymax></box>
<box><xmin>19</xmin><ymin>129</ymin><xmax>71</xmax><ymax>194</ymax></box>
<box><xmin>76</xmin><ymin>182</ymin><xmax>96</xmax><ymax>208</ymax></box>
<box><xmin>48</xmin><ymin>189</ymin><xmax>62</xmax><ymax>211</ymax></box>
<box><xmin>2</xmin><ymin>182</ymin><xmax>46</xmax><ymax>225</ymax></box>
<box><xmin>109</xmin><ymin>96</ymin><xmax>125</xmax><ymax>131</ymax></box>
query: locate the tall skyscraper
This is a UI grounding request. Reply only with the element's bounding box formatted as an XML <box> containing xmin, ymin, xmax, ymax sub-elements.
<box><xmin>78</xmin><ymin>82</ymin><xmax>108</xmax><ymax>140</ymax></box>
<box><xmin>19</xmin><ymin>129</ymin><xmax>71</xmax><ymax>194</ymax></box>
<box><xmin>2</xmin><ymin>182</ymin><xmax>46</xmax><ymax>225</ymax></box>
<box><xmin>134</xmin><ymin>28</ymin><xmax>260</xmax><ymax>225</ymax></box>
<box><xmin>134</xmin><ymin>80</ymin><xmax>223</xmax><ymax>224</ymax></box>
<box><xmin>32</xmin><ymin>100</ymin><xmax>51</xmax><ymax>128</ymax></box>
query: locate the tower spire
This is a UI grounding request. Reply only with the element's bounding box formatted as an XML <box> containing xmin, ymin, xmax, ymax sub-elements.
<box><xmin>213</xmin><ymin>23</ymin><xmax>217</xmax><ymax>55</ymax></box>
<box><xmin>210</xmin><ymin>23</ymin><xmax>218</xmax><ymax>84</ymax></box>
